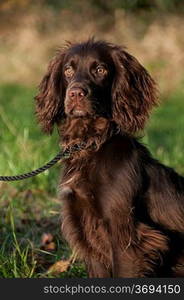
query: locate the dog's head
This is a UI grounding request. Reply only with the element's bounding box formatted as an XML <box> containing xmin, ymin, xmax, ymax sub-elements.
<box><xmin>35</xmin><ymin>39</ymin><xmax>158</xmax><ymax>134</ymax></box>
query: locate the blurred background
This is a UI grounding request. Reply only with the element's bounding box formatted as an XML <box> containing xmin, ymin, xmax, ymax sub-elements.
<box><xmin>1</xmin><ymin>0</ymin><xmax>184</xmax><ymax>92</ymax></box>
<box><xmin>0</xmin><ymin>0</ymin><xmax>184</xmax><ymax>278</ymax></box>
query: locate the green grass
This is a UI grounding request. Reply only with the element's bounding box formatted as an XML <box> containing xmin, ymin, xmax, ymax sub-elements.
<box><xmin>144</xmin><ymin>87</ymin><xmax>184</xmax><ymax>174</ymax></box>
<box><xmin>0</xmin><ymin>83</ymin><xmax>184</xmax><ymax>278</ymax></box>
<box><xmin>0</xmin><ymin>84</ymin><xmax>60</xmax><ymax>192</ymax></box>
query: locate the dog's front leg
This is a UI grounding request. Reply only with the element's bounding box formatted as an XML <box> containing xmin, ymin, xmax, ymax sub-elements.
<box><xmin>85</xmin><ymin>259</ymin><xmax>111</xmax><ymax>278</ymax></box>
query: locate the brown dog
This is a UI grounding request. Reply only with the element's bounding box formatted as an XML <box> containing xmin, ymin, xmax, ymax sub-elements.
<box><xmin>35</xmin><ymin>39</ymin><xmax>184</xmax><ymax>277</ymax></box>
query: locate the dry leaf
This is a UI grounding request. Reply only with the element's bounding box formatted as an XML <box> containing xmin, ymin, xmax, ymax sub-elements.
<box><xmin>48</xmin><ymin>260</ymin><xmax>71</xmax><ymax>275</ymax></box>
<box><xmin>41</xmin><ymin>233</ymin><xmax>54</xmax><ymax>245</ymax></box>
<box><xmin>44</xmin><ymin>242</ymin><xmax>56</xmax><ymax>251</ymax></box>
<box><xmin>41</xmin><ymin>233</ymin><xmax>56</xmax><ymax>251</ymax></box>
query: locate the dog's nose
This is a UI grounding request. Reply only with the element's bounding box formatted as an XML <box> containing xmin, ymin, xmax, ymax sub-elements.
<box><xmin>68</xmin><ymin>87</ymin><xmax>87</xmax><ymax>101</ymax></box>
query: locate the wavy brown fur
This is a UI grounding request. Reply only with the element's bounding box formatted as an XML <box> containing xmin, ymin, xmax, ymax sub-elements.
<box><xmin>35</xmin><ymin>39</ymin><xmax>184</xmax><ymax>277</ymax></box>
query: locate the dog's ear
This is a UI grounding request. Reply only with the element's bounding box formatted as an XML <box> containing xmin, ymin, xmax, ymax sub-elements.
<box><xmin>35</xmin><ymin>50</ymin><xmax>66</xmax><ymax>134</ymax></box>
<box><xmin>111</xmin><ymin>46</ymin><xmax>158</xmax><ymax>134</ymax></box>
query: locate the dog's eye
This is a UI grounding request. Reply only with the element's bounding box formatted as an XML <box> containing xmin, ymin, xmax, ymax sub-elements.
<box><xmin>64</xmin><ymin>66</ymin><xmax>74</xmax><ymax>78</ymax></box>
<box><xmin>96</xmin><ymin>66</ymin><xmax>107</xmax><ymax>76</ymax></box>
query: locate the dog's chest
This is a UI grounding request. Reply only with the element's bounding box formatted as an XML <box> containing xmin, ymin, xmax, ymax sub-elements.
<box><xmin>60</xmin><ymin>158</ymin><xmax>112</xmax><ymax>262</ymax></box>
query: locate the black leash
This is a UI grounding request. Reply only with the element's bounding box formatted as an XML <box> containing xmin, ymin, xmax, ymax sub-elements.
<box><xmin>0</xmin><ymin>144</ymin><xmax>83</xmax><ymax>182</ymax></box>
